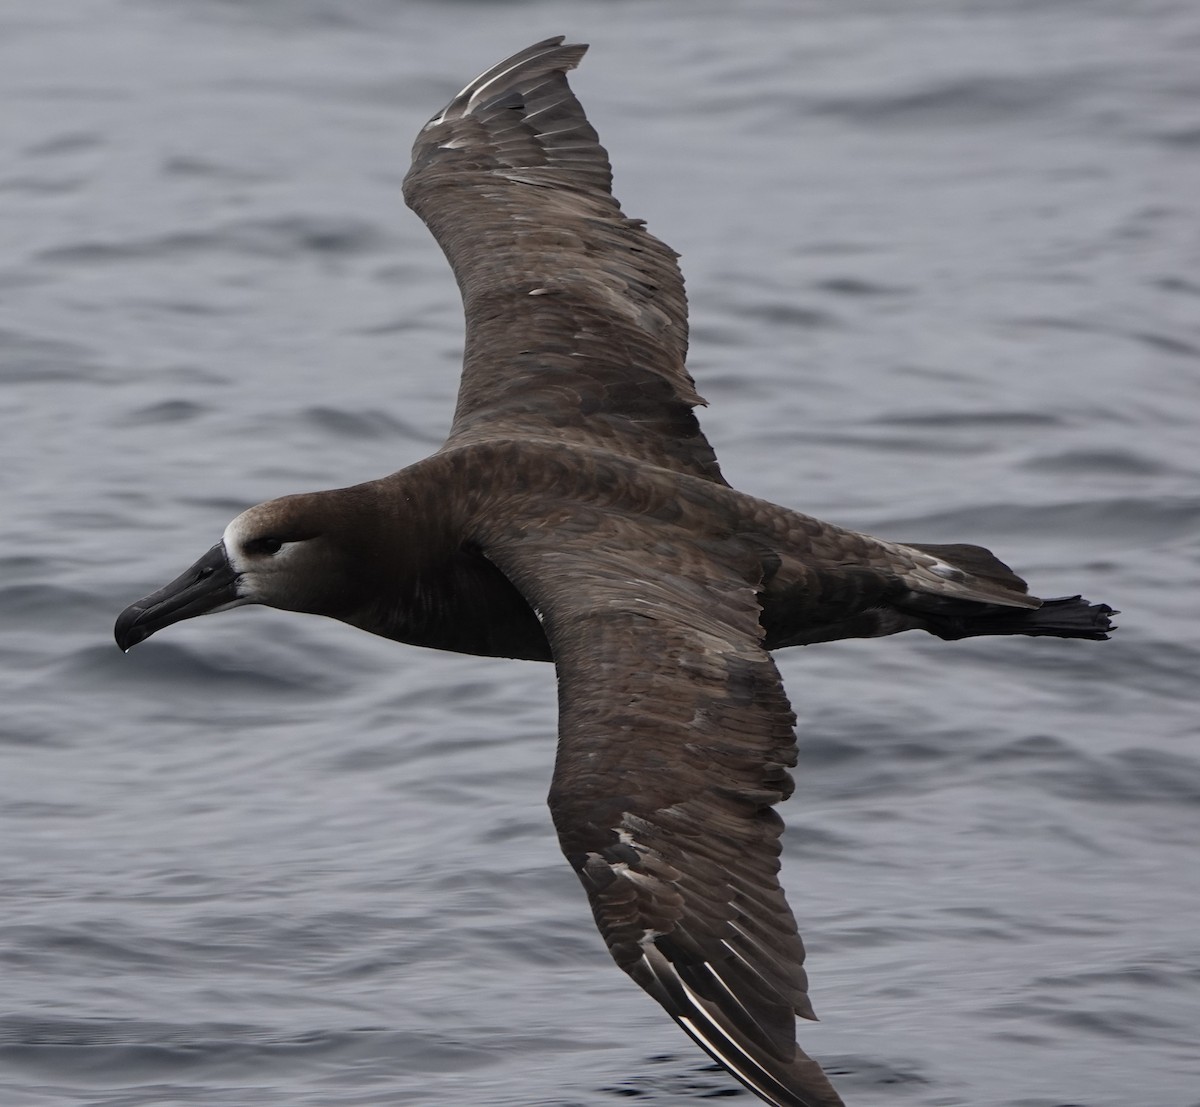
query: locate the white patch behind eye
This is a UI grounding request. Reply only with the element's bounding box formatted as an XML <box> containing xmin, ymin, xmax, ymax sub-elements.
<box><xmin>221</xmin><ymin>511</ymin><xmax>306</xmax><ymax>603</ymax></box>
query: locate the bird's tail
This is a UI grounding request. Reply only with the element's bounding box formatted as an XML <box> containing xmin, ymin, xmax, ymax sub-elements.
<box><xmin>896</xmin><ymin>541</ymin><xmax>1116</xmax><ymax>642</ymax></box>
<box><xmin>918</xmin><ymin>594</ymin><xmax>1117</xmax><ymax>641</ymax></box>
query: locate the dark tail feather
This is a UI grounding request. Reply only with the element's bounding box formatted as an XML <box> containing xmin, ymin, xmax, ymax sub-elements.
<box><xmin>921</xmin><ymin>595</ymin><xmax>1117</xmax><ymax>642</ymax></box>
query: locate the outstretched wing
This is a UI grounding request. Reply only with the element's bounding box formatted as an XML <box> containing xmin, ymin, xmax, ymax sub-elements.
<box><xmin>403</xmin><ymin>37</ymin><xmax>727</xmax><ymax>485</ymax></box>
<box><xmin>488</xmin><ymin>518</ymin><xmax>844</xmax><ymax>1107</ymax></box>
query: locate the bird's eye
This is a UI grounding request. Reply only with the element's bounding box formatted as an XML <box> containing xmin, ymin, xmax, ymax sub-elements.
<box><xmin>247</xmin><ymin>536</ymin><xmax>284</xmax><ymax>556</ymax></box>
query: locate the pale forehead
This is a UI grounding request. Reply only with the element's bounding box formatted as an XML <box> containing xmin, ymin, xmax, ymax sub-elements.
<box><xmin>222</xmin><ymin>509</ymin><xmax>255</xmax><ymax>549</ymax></box>
<box><xmin>222</xmin><ymin>502</ymin><xmax>282</xmax><ymax>548</ymax></box>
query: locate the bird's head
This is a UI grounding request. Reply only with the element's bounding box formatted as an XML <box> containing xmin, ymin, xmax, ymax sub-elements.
<box><xmin>114</xmin><ymin>493</ymin><xmax>370</xmax><ymax>651</ymax></box>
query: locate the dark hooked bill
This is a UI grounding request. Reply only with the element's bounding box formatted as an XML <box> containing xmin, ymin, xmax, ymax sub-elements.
<box><xmin>114</xmin><ymin>542</ymin><xmax>242</xmax><ymax>651</ymax></box>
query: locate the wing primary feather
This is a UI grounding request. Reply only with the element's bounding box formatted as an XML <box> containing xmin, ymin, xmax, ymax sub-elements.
<box><xmin>426</xmin><ymin>36</ymin><xmax>586</xmax><ymax>127</ymax></box>
<box><xmin>641</xmin><ymin>946</ymin><xmax>844</xmax><ymax>1107</ymax></box>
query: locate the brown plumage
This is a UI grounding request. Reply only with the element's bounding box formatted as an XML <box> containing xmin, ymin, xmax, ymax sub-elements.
<box><xmin>405</xmin><ymin>37</ymin><xmax>724</xmax><ymax>486</ymax></box>
<box><xmin>115</xmin><ymin>38</ymin><xmax>1115</xmax><ymax>1107</ymax></box>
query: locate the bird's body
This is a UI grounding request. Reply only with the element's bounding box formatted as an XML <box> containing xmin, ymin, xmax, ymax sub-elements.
<box><xmin>116</xmin><ymin>38</ymin><xmax>1114</xmax><ymax>1107</ymax></box>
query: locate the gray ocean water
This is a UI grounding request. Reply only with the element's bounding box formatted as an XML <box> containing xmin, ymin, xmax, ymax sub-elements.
<box><xmin>3</xmin><ymin>1</ymin><xmax>1198</xmax><ymax>1104</ymax></box>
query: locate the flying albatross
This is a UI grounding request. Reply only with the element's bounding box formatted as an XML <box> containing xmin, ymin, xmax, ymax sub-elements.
<box><xmin>115</xmin><ymin>37</ymin><xmax>1115</xmax><ymax>1107</ymax></box>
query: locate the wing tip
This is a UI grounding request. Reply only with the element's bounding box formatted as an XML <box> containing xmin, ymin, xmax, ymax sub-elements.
<box><xmin>435</xmin><ymin>36</ymin><xmax>590</xmax><ymax>126</ymax></box>
<box><xmin>674</xmin><ymin>1009</ymin><xmax>846</xmax><ymax>1107</ymax></box>
<box><xmin>638</xmin><ymin>944</ymin><xmax>845</xmax><ymax>1106</ymax></box>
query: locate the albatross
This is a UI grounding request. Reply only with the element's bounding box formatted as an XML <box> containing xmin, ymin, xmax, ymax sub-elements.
<box><xmin>115</xmin><ymin>37</ymin><xmax>1115</xmax><ymax>1107</ymax></box>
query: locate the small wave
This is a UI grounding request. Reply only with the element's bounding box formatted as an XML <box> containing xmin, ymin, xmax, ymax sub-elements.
<box><xmin>877</xmin><ymin>495</ymin><xmax>1200</xmax><ymax>545</ymax></box>
<box><xmin>300</xmin><ymin>406</ymin><xmax>423</xmax><ymax>442</ymax></box>
<box><xmin>36</xmin><ymin>215</ymin><xmax>388</xmax><ymax>266</ymax></box>
<box><xmin>161</xmin><ymin>155</ymin><xmax>277</xmax><ymax>183</ymax></box>
<box><xmin>0</xmin><ymin>328</ymin><xmax>97</xmax><ymax>383</ymax></box>
<box><xmin>66</xmin><ymin>641</ymin><xmax>334</xmax><ymax>697</ymax></box>
<box><xmin>737</xmin><ymin>301</ymin><xmax>842</xmax><ymax>329</ymax></box>
<box><xmin>813</xmin><ymin>277</ymin><xmax>912</xmax><ymax>298</ymax></box>
<box><xmin>1044</xmin><ymin>748</ymin><xmax>1200</xmax><ymax>807</ymax></box>
<box><xmin>984</xmin><ymin>991</ymin><xmax>1191</xmax><ymax>1046</ymax></box>
<box><xmin>1007</xmin><ymin>314</ymin><xmax>1200</xmax><ymax>361</ymax></box>
<box><xmin>0</xmin><ymin>582</ymin><xmax>97</xmax><ymax>626</ymax></box>
<box><xmin>111</xmin><ymin>400</ymin><xmax>211</xmax><ymax>428</ymax></box>
<box><xmin>1020</xmin><ymin>448</ymin><xmax>1170</xmax><ymax>477</ymax></box>
<box><xmin>971</xmin><ymin>722</ymin><xmax>1200</xmax><ymax>807</ymax></box>
<box><xmin>1031</xmin><ymin>960</ymin><xmax>1199</xmax><ymax>995</ymax></box>
<box><xmin>794</xmin><ymin>429</ymin><xmax>989</xmax><ymax>456</ymax></box>
<box><xmin>1152</xmin><ymin>276</ymin><xmax>1200</xmax><ymax>297</ymax></box>
<box><xmin>22</xmin><ymin>132</ymin><xmax>102</xmax><ymax>158</ymax></box>
<box><xmin>0</xmin><ymin>1017</ymin><xmax>493</xmax><ymax>1082</ymax></box>
<box><xmin>873</xmin><ymin>409</ymin><xmax>1063</xmax><ymax>429</ymax></box>
<box><xmin>811</xmin><ymin>71</ymin><xmax>1093</xmax><ymax>128</ymax></box>
<box><xmin>1150</xmin><ymin>124</ymin><xmax>1200</xmax><ymax>148</ymax></box>
<box><xmin>0</xmin><ymin>175</ymin><xmax>86</xmax><ymax>196</ymax></box>
<box><xmin>1131</xmin><ymin>329</ymin><xmax>1200</xmax><ymax>359</ymax></box>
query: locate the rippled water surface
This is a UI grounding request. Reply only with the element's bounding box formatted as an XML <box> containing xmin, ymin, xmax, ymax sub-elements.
<box><xmin>3</xmin><ymin>1</ymin><xmax>1199</xmax><ymax>1104</ymax></box>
